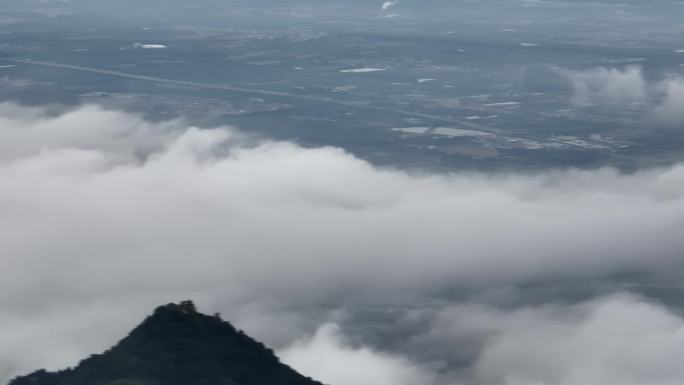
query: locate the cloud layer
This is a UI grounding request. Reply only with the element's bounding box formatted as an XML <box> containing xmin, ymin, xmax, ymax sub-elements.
<box><xmin>475</xmin><ymin>295</ymin><xmax>684</xmax><ymax>385</ymax></box>
<box><xmin>280</xmin><ymin>324</ymin><xmax>431</xmax><ymax>385</ymax></box>
<box><xmin>564</xmin><ymin>66</ymin><xmax>648</xmax><ymax>106</ymax></box>
<box><xmin>556</xmin><ymin>65</ymin><xmax>684</xmax><ymax>125</ymax></box>
<box><xmin>2</xmin><ymin>104</ymin><xmax>684</xmax><ymax>385</ymax></box>
<box><xmin>278</xmin><ymin>295</ymin><xmax>684</xmax><ymax>385</ymax></box>
<box><xmin>381</xmin><ymin>1</ymin><xmax>399</xmax><ymax>11</ymax></box>
<box><xmin>654</xmin><ymin>76</ymin><xmax>684</xmax><ymax>126</ymax></box>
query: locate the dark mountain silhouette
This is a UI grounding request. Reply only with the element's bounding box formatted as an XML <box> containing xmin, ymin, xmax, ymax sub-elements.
<box><xmin>9</xmin><ymin>301</ymin><xmax>324</xmax><ymax>385</ymax></box>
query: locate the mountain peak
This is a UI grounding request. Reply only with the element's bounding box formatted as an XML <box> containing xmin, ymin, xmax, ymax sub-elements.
<box><xmin>9</xmin><ymin>302</ymin><xmax>323</xmax><ymax>385</ymax></box>
<box><xmin>157</xmin><ymin>300</ymin><xmax>198</xmax><ymax>314</ymax></box>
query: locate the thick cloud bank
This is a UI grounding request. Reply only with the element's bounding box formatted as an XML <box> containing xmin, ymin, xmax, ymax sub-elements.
<box><xmin>2</xmin><ymin>104</ymin><xmax>684</xmax><ymax>385</ymax></box>
<box><xmin>279</xmin><ymin>324</ymin><xmax>431</xmax><ymax>385</ymax></box>
<box><xmin>278</xmin><ymin>295</ymin><xmax>684</xmax><ymax>385</ymax></box>
<box><xmin>474</xmin><ymin>295</ymin><xmax>684</xmax><ymax>385</ymax></box>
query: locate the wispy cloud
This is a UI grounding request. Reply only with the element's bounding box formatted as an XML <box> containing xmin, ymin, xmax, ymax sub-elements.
<box><xmin>280</xmin><ymin>324</ymin><xmax>433</xmax><ymax>385</ymax></box>
<box><xmin>545</xmin><ymin>65</ymin><xmax>684</xmax><ymax>125</ymax></box>
<box><xmin>381</xmin><ymin>1</ymin><xmax>399</xmax><ymax>11</ymax></box>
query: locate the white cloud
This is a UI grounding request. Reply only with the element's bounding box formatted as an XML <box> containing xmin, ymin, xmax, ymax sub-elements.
<box><xmin>276</xmin><ymin>295</ymin><xmax>684</xmax><ymax>385</ymax></box>
<box><xmin>133</xmin><ymin>43</ymin><xmax>167</xmax><ymax>49</ymax></box>
<box><xmin>474</xmin><ymin>295</ymin><xmax>684</xmax><ymax>385</ymax></box>
<box><xmin>0</xmin><ymin>104</ymin><xmax>178</xmax><ymax>162</ymax></box>
<box><xmin>2</xmin><ymin>104</ymin><xmax>684</xmax><ymax>383</ymax></box>
<box><xmin>561</xmin><ymin>66</ymin><xmax>648</xmax><ymax>106</ymax></box>
<box><xmin>654</xmin><ymin>76</ymin><xmax>684</xmax><ymax>126</ymax></box>
<box><xmin>556</xmin><ymin>66</ymin><xmax>684</xmax><ymax>125</ymax></box>
<box><xmin>382</xmin><ymin>1</ymin><xmax>399</xmax><ymax>11</ymax></box>
<box><xmin>279</xmin><ymin>324</ymin><xmax>432</xmax><ymax>385</ymax></box>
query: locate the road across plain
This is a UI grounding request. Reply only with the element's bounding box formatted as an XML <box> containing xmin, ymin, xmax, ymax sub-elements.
<box><xmin>10</xmin><ymin>58</ymin><xmax>494</xmax><ymax>132</ymax></box>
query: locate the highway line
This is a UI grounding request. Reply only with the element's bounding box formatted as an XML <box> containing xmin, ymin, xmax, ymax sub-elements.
<box><xmin>11</xmin><ymin>59</ymin><xmax>493</xmax><ymax>131</ymax></box>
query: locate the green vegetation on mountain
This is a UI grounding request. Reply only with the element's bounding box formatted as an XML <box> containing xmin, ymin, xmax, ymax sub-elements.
<box><xmin>9</xmin><ymin>301</ymin><xmax>323</xmax><ymax>385</ymax></box>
